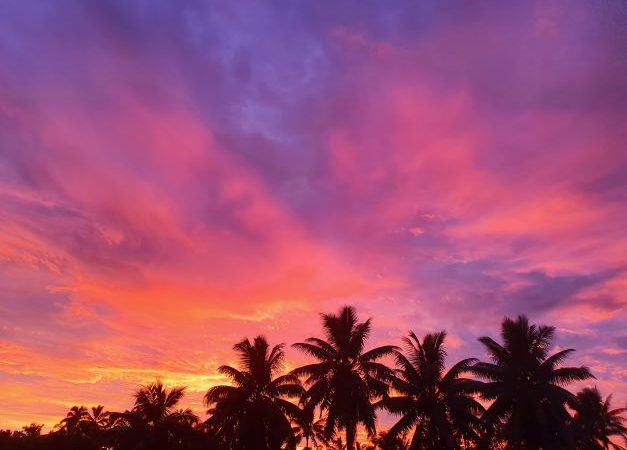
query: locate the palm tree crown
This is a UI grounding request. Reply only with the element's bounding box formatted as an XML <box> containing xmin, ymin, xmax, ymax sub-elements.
<box><xmin>110</xmin><ymin>382</ymin><xmax>197</xmax><ymax>450</ymax></box>
<box><xmin>471</xmin><ymin>315</ymin><xmax>593</xmax><ymax>449</ymax></box>
<box><xmin>205</xmin><ymin>335</ymin><xmax>303</xmax><ymax>450</ymax></box>
<box><xmin>57</xmin><ymin>406</ymin><xmax>89</xmax><ymax>435</ymax></box>
<box><xmin>379</xmin><ymin>331</ymin><xmax>484</xmax><ymax>449</ymax></box>
<box><xmin>572</xmin><ymin>387</ymin><xmax>627</xmax><ymax>450</ymax></box>
<box><xmin>292</xmin><ymin>306</ymin><xmax>398</xmax><ymax>450</ymax></box>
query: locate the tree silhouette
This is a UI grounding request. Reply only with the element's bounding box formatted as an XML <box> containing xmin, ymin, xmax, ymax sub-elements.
<box><xmin>205</xmin><ymin>335</ymin><xmax>303</xmax><ymax>450</ymax></box>
<box><xmin>378</xmin><ymin>331</ymin><xmax>484</xmax><ymax>449</ymax></box>
<box><xmin>370</xmin><ymin>430</ymin><xmax>410</xmax><ymax>450</ymax></box>
<box><xmin>0</xmin><ymin>310</ymin><xmax>614</xmax><ymax>450</ymax></box>
<box><xmin>109</xmin><ymin>382</ymin><xmax>198</xmax><ymax>450</ymax></box>
<box><xmin>85</xmin><ymin>405</ymin><xmax>110</xmax><ymax>430</ymax></box>
<box><xmin>572</xmin><ymin>387</ymin><xmax>627</xmax><ymax>450</ymax></box>
<box><xmin>292</xmin><ymin>306</ymin><xmax>397</xmax><ymax>450</ymax></box>
<box><xmin>326</xmin><ymin>436</ymin><xmax>347</xmax><ymax>450</ymax></box>
<box><xmin>292</xmin><ymin>404</ymin><xmax>327</xmax><ymax>449</ymax></box>
<box><xmin>471</xmin><ymin>315</ymin><xmax>593</xmax><ymax>449</ymax></box>
<box><xmin>21</xmin><ymin>424</ymin><xmax>44</xmax><ymax>438</ymax></box>
<box><xmin>57</xmin><ymin>406</ymin><xmax>89</xmax><ymax>436</ymax></box>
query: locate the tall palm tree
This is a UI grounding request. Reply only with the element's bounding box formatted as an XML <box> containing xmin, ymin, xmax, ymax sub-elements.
<box><xmin>292</xmin><ymin>404</ymin><xmax>327</xmax><ymax>449</ymax></box>
<box><xmin>291</xmin><ymin>305</ymin><xmax>398</xmax><ymax>450</ymax></box>
<box><xmin>110</xmin><ymin>382</ymin><xmax>198</xmax><ymax>450</ymax></box>
<box><xmin>378</xmin><ymin>331</ymin><xmax>484</xmax><ymax>449</ymax></box>
<box><xmin>470</xmin><ymin>315</ymin><xmax>593</xmax><ymax>449</ymax></box>
<box><xmin>205</xmin><ymin>335</ymin><xmax>303</xmax><ymax>450</ymax></box>
<box><xmin>572</xmin><ymin>387</ymin><xmax>627</xmax><ymax>450</ymax></box>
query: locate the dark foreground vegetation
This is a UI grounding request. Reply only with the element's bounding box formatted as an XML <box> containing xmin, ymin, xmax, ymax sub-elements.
<box><xmin>1</xmin><ymin>306</ymin><xmax>625</xmax><ymax>450</ymax></box>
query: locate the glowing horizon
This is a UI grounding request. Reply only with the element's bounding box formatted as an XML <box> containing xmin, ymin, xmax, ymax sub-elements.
<box><xmin>0</xmin><ymin>0</ymin><xmax>626</xmax><ymax>430</ymax></box>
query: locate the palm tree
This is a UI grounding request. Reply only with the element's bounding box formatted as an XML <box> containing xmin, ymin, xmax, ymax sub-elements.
<box><xmin>21</xmin><ymin>423</ymin><xmax>44</xmax><ymax>437</ymax></box>
<box><xmin>378</xmin><ymin>331</ymin><xmax>484</xmax><ymax>449</ymax></box>
<box><xmin>110</xmin><ymin>382</ymin><xmax>198</xmax><ymax>450</ymax></box>
<box><xmin>327</xmin><ymin>436</ymin><xmax>347</xmax><ymax>450</ymax></box>
<box><xmin>292</xmin><ymin>404</ymin><xmax>327</xmax><ymax>449</ymax></box>
<box><xmin>291</xmin><ymin>305</ymin><xmax>398</xmax><ymax>450</ymax></box>
<box><xmin>205</xmin><ymin>335</ymin><xmax>303</xmax><ymax>450</ymax></box>
<box><xmin>80</xmin><ymin>405</ymin><xmax>111</xmax><ymax>449</ymax></box>
<box><xmin>371</xmin><ymin>430</ymin><xmax>410</xmax><ymax>450</ymax></box>
<box><xmin>470</xmin><ymin>315</ymin><xmax>593</xmax><ymax>449</ymax></box>
<box><xmin>85</xmin><ymin>405</ymin><xmax>110</xmax><ymax>430</ymax></box>
<box><xmin>572</xmin><ymin>387</ymin><xmax>627</xmax><ymax>450</ymax></box>
<box><xmin>57</xmin><ymin>406</ymin><xmax>89</xmax><ymax>435</ymax></box>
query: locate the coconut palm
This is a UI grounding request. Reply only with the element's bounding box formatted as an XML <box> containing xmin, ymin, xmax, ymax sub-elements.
<box><xmin>572</xmin><ymin>387</ymin><xmax>627</xmax><ymax>450</ymax></box>
<box><xmin>85</xmin><ymin>405</ymin><xmax>110</xmax><ymax>430</ymax></box>
<box><xmin>110</xmin><ymin>382</ymin><xmax>198</xmax><ymax>450</ymax></box>
<box><xmin>378</xmin><ymin>331</ymin><xmax>484</xmax><ymax>449</ymax></box>
<box><xmin>291</xmin><ymin>305</ymin><xmax>397</xmax><ymax>450</ymax></box>
<box><xmin>471</xmin><ymin>315</ymin><xmax>593</xmax><ymax>449</ymax></box>
<box><xmin>57</xmin><ymin>406</ymin><xmax>89</xmax><ymax>436</ymax></box>
<box><xmin>371</xmin><ymin>430</ymin><xmax>410</xmax><ymax>450</ymax></box>
<box><xmin>205</xmin><ymin>335</ymin><xmax>303</xmax><ymax>450</ymax></box>
<box><xmin>327</xmin><ymin>436</ymin><xmax>347</xmax><ymax>450</ymax></box>
<box><xmin>21</xmin><ymin>423</ymin><xmax>44</xmax><ymax>437</ymax></box>
<box><xmin>292</xmin><ymin>404</ymin><xmax>327</xmax><ymax>449</ymax></box>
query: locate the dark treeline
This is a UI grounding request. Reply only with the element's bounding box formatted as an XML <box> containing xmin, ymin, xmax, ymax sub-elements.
<box><xmin>1</xmin><ymin>306</ymin><xmax>625</xmax><ymax>450</ymax></box>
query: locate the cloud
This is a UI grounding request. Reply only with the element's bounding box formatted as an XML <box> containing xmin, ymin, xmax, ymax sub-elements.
<box><xmin>0</xmin><ymin>0</ymin><xmax>625</xmax><ymax>428</ymax></box>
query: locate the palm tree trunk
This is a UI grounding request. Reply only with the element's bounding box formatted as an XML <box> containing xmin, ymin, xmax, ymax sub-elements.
<box><xmin>346</xmin><ymin>423</ymin><xmax>356</xmax><ymax>450</ymax></box>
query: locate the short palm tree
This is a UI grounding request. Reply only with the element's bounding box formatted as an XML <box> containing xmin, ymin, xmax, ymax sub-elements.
<box><xmin>572</xmin><ymin>387</ymin><xmax>627</xmax><ymax>450</ymax></box>
<box><xmin>21</xmin><ymin>423</ymin><xmax>44</xmax><ymax>437</ymax></box>
<box><xmin>471</xmin><ymin>315</ymin><xmax>593</xmax><ymax>449</ymax></box>
<box><xmin>57</xmin><ymin>406</ymin><xmax>89</xmax><ymax>435</ymax></box>
<box><xmin>371</xmin><ymin>430</ymin><xmax>410</xmax><ymax>450</ymax></box>
<box><xmin>205</xmin><ymin>335</ymin><xmax>303</xmax><ymax>450</ymax></box>
<box><xmin>110</xmin><ymin>382</ymin><xmax>198</xmax><ymax>450</ymax></box>
<box><xmin>327</xmin><ymin>436</ymin><xmax>347</xmax><ymax>450</ymax></box>
<box><xmin>293</xmin><ymin>404</ymin><xmax>327</xmax><ymax>449</ymax></box>
<box><xmin>378</xmin><ymin>331</ymin><xmax>484</xmax><ymax>449</ymax></box>
<box><xmin>85</xmin><ymin>405</ymin><xmax>110</xmax><ymax>430</ymax></box>
<box><xmin>291</xmin><ymin>305</ymin><xmax>397</xmax><ymax>450</ymax></box>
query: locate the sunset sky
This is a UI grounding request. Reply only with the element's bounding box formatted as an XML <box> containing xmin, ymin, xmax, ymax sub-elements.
<box><xmin>1</xmin><ymin>0</ymin><xmax>626</xmax><ymax>430</ymax></box>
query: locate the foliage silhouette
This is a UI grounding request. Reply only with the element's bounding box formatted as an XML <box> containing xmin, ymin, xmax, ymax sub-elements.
<box><xmin>572</xmin><ymin>387</ymin><xmax>627</xmax><ymax>450</ymax></box>
<box><xmin>291</xmin><ymin>306</ymin><xmax>398</xmax><ymax>450</ymax></box>
<box><xmin>0</xmin><ymin>308</ymin><xmax>624</xmax><ymax>450</ymax></box>
<box><xmin>205</xmin><ymin>335</ymin><xmax>303</xmax><ymax>450</ymax></box>
<box><xmin>470</xmin><ymin>315</ymin><xmax>594</xmax><ymax>449</ymax></box>
<box><xmin>292</xmin><ymin>403</ymin><xmax>328</xmax><ymax>449</ymax></box>
<box><xmin>109</xmin><ymin>382</ymin><xmax>199</xmax><ymax>450</ymax></box>
<box><xmin>378</xmin><ymin>331</ymin><xmax>484</xmax><ymax>449</ymax></box>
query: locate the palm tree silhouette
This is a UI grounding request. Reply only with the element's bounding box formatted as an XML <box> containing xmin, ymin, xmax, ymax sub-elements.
<box><xmin>471</xmin><ymin>315</ymin><xmax>593</xmax><ymax>449</ymax></box>
<box><xmin>572</xmin><ymin>387</ymin><xmax>627</xmax><ymax>450</ymax></box>
<box><xmin>110</xmin><ymin>382</ymin><xmax>198</xmax><ymax>450</ymax></box>
<box><xmin>327</xmin><ymin>436</ymin><xmax>347</xmax><ymax>450</ymax></box>
<box><xmin>21</xmin><ymin>423</ymin><xmax>44</xmax><ymax>437</ymax></box>
<box><xmin>85</xmin><ymin>405</ymin><xmax>110</xmax><ymax>430</ymax></box>
<box><xmin>378</xmin><ymin>331</ymin><xmax>484</xmax><ymax>449</ymax></box>
<box><xmin>371</xmin><ymin>430</ymin><xmax>410</xmax><ymax>450</ymax></box>
<box><xmin>57</xmin><ymin>406</ymin><xmax>89</xmax><ymax>436</ymax></box>
<box><xmin>291</xmin><ymin>305</ymin><xmax>397</xmax><ymax>450</ymax></box>
<box><xmin>205</xmin><ymin>335</ymin><xmax>303</xmax><ymax>450</ymax></box>
<box><xmin>292</xmin><ymin>404</ymin><xmax>327</xmax><ymax>449</ymax></box>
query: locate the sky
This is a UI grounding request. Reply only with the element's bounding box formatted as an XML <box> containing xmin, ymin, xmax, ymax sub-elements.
<box><xmin>0</xmin><ymin>0</ymin><xmax>626</xmax><ymax>430</ymax></box>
